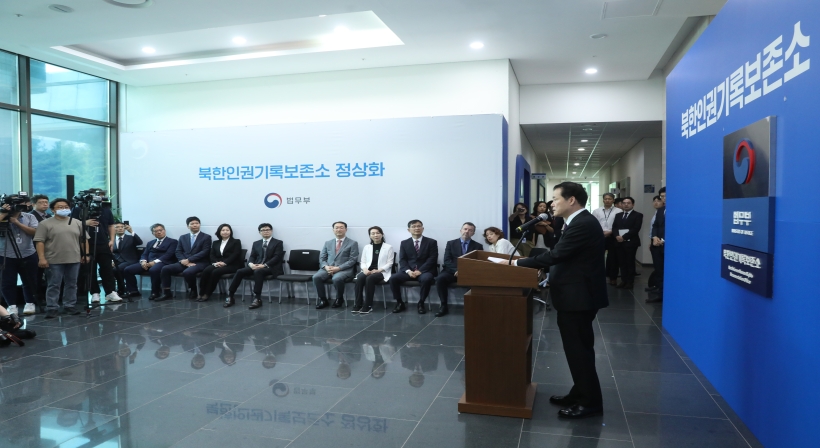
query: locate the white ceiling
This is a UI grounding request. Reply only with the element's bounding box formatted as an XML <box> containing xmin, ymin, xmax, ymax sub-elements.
<box><xmin>0</xmin><ymin>0</ymin><xmax>726</xmax><ymax>87</ymax></box>
<box><xmin>522</xmin><ymin>121</ymin><xmax>663</xmax><ymax>180</ymax></box>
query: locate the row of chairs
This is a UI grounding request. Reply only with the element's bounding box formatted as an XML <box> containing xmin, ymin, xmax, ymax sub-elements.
<box><xmin>150</xmin><ymin>249</ymin><xmax>455</xmax><ymax>309</ymax></box>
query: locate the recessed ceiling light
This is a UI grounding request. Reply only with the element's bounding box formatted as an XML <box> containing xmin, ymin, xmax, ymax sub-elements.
<box><xmin>319</xmin><ymin>15</ymin><xmax>327</xmax><ymax>17</ymax></box>
<box><xmin>470</xmin><ymin>41</ymin><xmax>484</xmax><ymax>49</ymax></box>
<box><xmin>585</xmin><ymin>68</ymin><xmax>598</xmax><ymax>74</ymax></box>
<box><xmin>574</xmin><ymin>163</ymin><xmax>580</xmax><ymax>166</ymax></box>
<box><xmin>103</xmin><ymin>0</ymin><xmax>153</xmax><ymax>8</ymax></box>
<box><xmin>48</xmin><ymin>4</ymin><xmax>74</xmax><ymax>13</ymax></box>
<box><xmin>590</xmin><ymin>33</ymin><xmax>607</xmax><ymax>39</ymax></box>
<box><xmin>577</xmin><ymin>148</ymin><xmax>586</xmax><ymax>151</ymax></box>
<box><xmin>572</xmin><ymin>171</ymin><xmax>577</xmax><ymax>174</ymax></box>
<box><xmin>581</xmin><ymin>139</ymin><xmax>588</xmax><ymax>142</ymax></box>
<box><xmin>335</xmin><ymin>26</ymin><xmax>349</xmax><ymax>33</ymax></box>
<box><xmin>141</xmin><ymin>46</ymin><xmax>156</xmax><ymax>54</ymax></box>
<box><xmin>232</xmin><ymin>37</ymin><xmax>246</xmax><ymax>44</ymax></box>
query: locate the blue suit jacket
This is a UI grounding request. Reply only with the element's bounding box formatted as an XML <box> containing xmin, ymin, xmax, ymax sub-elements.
<box><xmin>399</xmin><ymin>237</ymin><xmax>438</xmax><ymax>274</ymax></box>
<box><xmin>141</xmin><ymin>238</ymin><xmax>178</xmax><ymax>265</ymax></box>
<box><xmin>175</xmin><ymin>232</ymin><xmax>213</xmax><ymax>262</ymax></box>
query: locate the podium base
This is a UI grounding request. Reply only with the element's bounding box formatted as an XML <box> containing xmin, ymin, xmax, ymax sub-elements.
<box><xmin>457</xmin><ymin>382</ymin><xmax>537</xmax><ymax>419</ymax></box>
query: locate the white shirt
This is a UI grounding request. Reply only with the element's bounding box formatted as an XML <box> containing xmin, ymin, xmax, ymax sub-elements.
<box><xmin>489</xmin><ymin>238</ymin><xmax>520</xmax><ymax>257</ymax></box>
<box><xmin>219</xmin><ymin>239</ymin><xmax>228</xmax><ymax>254</ymax></box>
<box><xmin>592</xmin><ymin>206</ymin><xmax>622</xmax><ymax>231</ymax></box>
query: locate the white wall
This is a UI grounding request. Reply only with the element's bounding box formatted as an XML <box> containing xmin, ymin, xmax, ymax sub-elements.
<box><xmin>122</xmin><ymin>60</ymin><xmax>511</xmax><ymax>132</ymax></box>
<box><xmin>519</xmin><ymin>74</ymin><xmax>665</xmax><ymax>125</ymax></box>
<box><xmin>608</xmin><ymin>137</ymin><xmax>662</xmax><ymax>263</ymax></box>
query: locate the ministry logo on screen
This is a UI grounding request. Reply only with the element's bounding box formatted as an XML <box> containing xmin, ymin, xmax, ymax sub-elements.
<box><xmin>733</xmin><ymin>139</ymin><xmax>756</xmax><ymax>185</ymax></box>
<box><xmin>264</xmin><ymin>193</ymin><xmax>283</xmax><ymax>209</ymax></box>
<box><xmin>723</xmin><ymin>117</ymin><xmax>776</xmax><ymax>199</ymax></box>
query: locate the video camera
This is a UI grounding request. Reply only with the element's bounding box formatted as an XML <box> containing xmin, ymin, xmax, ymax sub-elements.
<box><xmin>73</xmin><ymin>189</ymin><xmax>111</xmax><ymax>219</ymax></box>
<box><xmin>0</xmin><ymin>192</ymin><xmax>29</xmax><ymax>222</ymax></box>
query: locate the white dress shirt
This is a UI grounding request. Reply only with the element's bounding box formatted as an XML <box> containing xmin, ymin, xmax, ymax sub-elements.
<box><xmin>592</xmin><ymin>206</ymin><xmax>622</xmax><ymax>232</ymax></box>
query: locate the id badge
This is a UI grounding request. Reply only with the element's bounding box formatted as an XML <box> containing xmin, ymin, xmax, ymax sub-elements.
<box><xmin>16</xmin><ymin>236</ymin><xmax>22</xmax><ymax>244</ymax></box>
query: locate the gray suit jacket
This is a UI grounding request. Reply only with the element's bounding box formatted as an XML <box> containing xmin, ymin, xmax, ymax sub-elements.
<box><xmin>319</xmin><ymin>237</ymin><xmax>360</xmax><ymax>272</ymax></box>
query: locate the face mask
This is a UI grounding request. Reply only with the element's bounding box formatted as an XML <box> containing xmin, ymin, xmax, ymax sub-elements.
<box><xmin>55</xmin><ymin>209</ymin><xmax>71</xmax><ymax>217</ymax></box>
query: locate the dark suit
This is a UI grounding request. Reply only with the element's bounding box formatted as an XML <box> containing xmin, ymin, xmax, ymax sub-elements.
<box><xmin>649</xmin><ymin>206</ymin><xmax>665</xmax><ymax>292</ymax></box>
<box><xmin>228</xmin><ymin>238</ymin><xmax>284</xmax><ymax>298</ymax></box>
<box><xmin>435</xmin><ymin>238</ymin><xmax>482</xmax><ymax>307</ymax></box>
<box><xmin>161</xmin><ymin>232</ymin><xmax>213</xmax><ymax>293</ymax></box>
<box><xmin>517</xmin><ymin>210</ymin><xmax>608</xmax><ymax>407</ymax></box>
<box><xmin>611</xmin><ymin>210</ymin><xmax>643</xmax><ymax>286</ymax></box>
<box><xmin>113</xmin><ymin>233</ymin><xmax>144</xmax><ymax>293</ymax></box>
<box><xmin>199</xmin><ymin>238</ymin><xmax>244</xmax><ymax>297</ymax></box>
<box><xmin>123</xmin><ymin>237</ymin><xmax>178</xmax><ymax>294</ymax></box>
<box><xmin>390</xmin><ymin>237</ymin><xmax>439</xmax><ymax>304</ymax></box>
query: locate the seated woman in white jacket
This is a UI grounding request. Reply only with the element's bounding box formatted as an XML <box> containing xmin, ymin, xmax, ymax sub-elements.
<box><xmin>353</xmin><ymin>226</ymin><xmax>395</xmax><ymax>314</ymax></box>
<box><xmin>483</xmin><ymin>226</ymin><xmax>520</xmax><ymax>257</ymax></box>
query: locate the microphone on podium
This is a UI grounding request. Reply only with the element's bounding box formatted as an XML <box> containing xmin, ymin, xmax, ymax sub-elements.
<box><xmin>516</xmin><ymin>213</ymin><xmax>550</xmax><ymax>233</ymax></box>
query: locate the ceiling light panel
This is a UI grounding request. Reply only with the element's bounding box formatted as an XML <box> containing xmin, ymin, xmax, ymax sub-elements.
<box><xmin>52</xmin><ymin>11</ymin><xmax>402</xmax><ymax>71</ymax></box>
<box><xmin>470</xmin><ymin>41</ymin><xmax>484</xmax><ymax>49</ymax></box>
<box><xmin>103</xmin><ymin>0</ymin><xmax>153</xmax><ymax>8</ymax></box>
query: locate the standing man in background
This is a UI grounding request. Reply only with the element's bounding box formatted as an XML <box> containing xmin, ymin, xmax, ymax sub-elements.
<box><xmin>72</xmin><ymin>196</ymin><xmax>122</xmax><ymax>304</ymax></box>
<box><xmin>510</xmin><ymin>182</ymin><xmax>608</xmax><ymax>419</ymax></box>
<box><xmin>611</xmin><ymin>197</ymin><xmax>643</xmax><ymax>289</ymax></box>
<box><xmin>0</xmin><ymin>203</ymin><xmax>39</xmax><ymax>315</ymax></box>
<box><xmin>647</xmin><ymin>187</ymin><xmax>666</xmax><ymax>303</ymax></box>
<box><xmin>592</xmin><ymin>193</ymin><xmax>622</xmax><ymax>286</ymax></box>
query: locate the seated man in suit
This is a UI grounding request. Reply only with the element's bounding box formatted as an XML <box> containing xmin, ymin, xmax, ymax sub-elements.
<box><xmin>313</xmin><ymin>221</ymin><xmax>359</xmax><ymax>310</ymax></box>
<box><xmin>122</xmin><ymin>224</ymin><xmax>178</xmax><ymax>299</ymax></box>
<box><xmin>434</xmin><ymin>222</ymin><xmax>482</xmax><ymax>317</ymax></box>
<box><xmin>390</xmin><ymin>219</ymin><xmax>439</xmax><ymax>314</ymax></box>
<box><xmin>611</xmin><ymin>197</ymin><xmax>643</xmax><ymax>289</ymax></box>
<box><xmin>159</xmin><ymin>217</ymin><xmax>212</xmax><ymax>301</ymax></box>
<box><xmin>225</xmin><ymin>223</ymin><xmax>284</xmax><ymax>309</ymax></box>
<box><xmin>112</xmin><ymin>222</ymin><xmax>143</xmax><ymax>296</ymax></box>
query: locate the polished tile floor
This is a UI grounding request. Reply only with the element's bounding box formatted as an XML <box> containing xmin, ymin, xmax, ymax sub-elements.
<box><xmin>0</xmin><ymin>272</ymin><xmax>764</xmax><ymax>448</ymax></box>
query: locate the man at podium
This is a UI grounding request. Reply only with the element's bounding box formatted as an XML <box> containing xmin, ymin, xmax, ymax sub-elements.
<box><xmin>510</xmin><ymin>181</ymin><xmax>609</xmax><ymax>419</ymax></box>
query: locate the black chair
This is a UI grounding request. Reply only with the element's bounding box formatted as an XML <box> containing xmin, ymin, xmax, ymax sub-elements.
<box><xmin>400</xmin><ymin>264</ymin><xmax>440</xmax><ymax>310</ymax></box>
<box><xmin>375</xmin><ymin>263</ymin><xmax>398</xmax><ymax>309</ymax></box>
<box><xmin>277</xmin><ymin>250</ymin><xmax>321</xmax><ymax>305</ymax></box>
<box><xmin>527</xmin><ymin>248</ymin><xmax>549</xmax><ymax>307</ymax></box>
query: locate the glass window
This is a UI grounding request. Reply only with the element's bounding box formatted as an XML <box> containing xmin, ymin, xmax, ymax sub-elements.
<box><xmin>0</xmin><ymin>109</ymin><xmax>20</xmax><ymax>193</ymax></box>
<box><xmin>31</xmin><ymin>115</ymin><xmax>108</xmax><ymax>199</ymax></box>
<box><xmin>0</xmin><ymin>50</ymin><xmax>17</xmax><ymax>105</ymax></box>
<box><xmin>30</xmin><ymin>60</ymin><xmax>109</xmax><ymax>122</ymax></box>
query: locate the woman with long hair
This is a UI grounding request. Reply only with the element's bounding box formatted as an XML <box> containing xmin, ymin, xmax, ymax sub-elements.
<box><xmin>197</xmin><ymin>224</ymin><xmax>243</xmax><ymax>301</ymax></box>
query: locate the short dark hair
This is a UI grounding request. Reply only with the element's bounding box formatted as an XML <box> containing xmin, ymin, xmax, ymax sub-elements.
<box><xmin>32</xmin><ymin>194</ymin><xmax>49</xmax><ymax>203</ymax></box>
<box><xmin>658</xmin><ymin>186</ymin><xmax>666</xmax><ymax>194</ymax></box>
<box><xmin>258</xmin><ymin>223</ymin><xmax>272</xmax><ymax>231</ymax></box>
<box><xmin>114</xmin><ymin>221</ymin><xmax>123</xmax><ymax>225</ymax></box>
<box><xmin>614</xmin><ymin>198</ymin><xmax>623</xmax><ymax>203</ymax></box>
<box><xmin>553</xmin><ymin>182</ymin><xmax>588</xmax><ymax>207</ymax></box>
<box><xmin>622</xmin><ymin>196</ymin><xmax>635</xmax><ymax>204</ymax></box>
<box><xmin>332</xmin><ymin>221</ymin><xmax>347</xmax><ymax>229</ymax></box>
<box><xmin>49</xmin><ymin>198</ymin><xmax>71</xmax><ymax>209</ymax></box>
<box><xmin>367</xmin><ymin>226</ymin><xmax>385</xmax><ymax>244</ymax></box>
<box><xmin>150</xmin><ymin>223</ymin><xmax>165</xmax><ymax>232</ymax></box>
<box><xmin>186</xmin><ymin>216</ymin><xmax>200</xmax><ymax>226</ymax></box>
<box><xmin>462</xmin><ymin>222</ymin><xmax>476</xmax><ymax>230</ymax></box>
<box><xmin>215</xmin><ymin>223</ymin><xmax>233</xmax><ymax>239</ymax></box>
<box><xmin>602</xmin><ymin>193</ymin><xmax>615</xmax><ymax>200</ymax></box>
<box><xmin>653</xmin><ymin>195</ymin><xmax>662</xmax><ymax>201</ymax></box>
<box><xmin>483</xmin><ymin>226</ymin><xmax>504</xmax><ymax>244</ymax></box>
<box><xmin>407</xmin><ymin>219</ymin><xmax>423</xmax><ymax>228</ymax></box>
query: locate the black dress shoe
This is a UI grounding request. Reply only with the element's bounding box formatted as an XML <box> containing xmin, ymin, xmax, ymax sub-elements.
<box><xmin>549</xmin><ymin>394</ymin><xmax>577</xmax><ymax>406</ymax></box>
<box><xmin>434</xmin><ymin>306</ymin><xmax>449</xmax><ymax>317</ymax></box>
<box><xmin>331</xmin><ymin>298</ymin><xmax>344</xmax><ymax>308</ymax></box>
<box><xmin>249</xmin><ymin>298</ymin><xmax>263</xmax><ymax>309</ymax></box>
<box><xmin>558</xmin><ymin>404</ymin><xmax>603</xmax><ymax>419</ymax></box>
<box><xmin>187</xmin><ymin>290</ymin><xmax>198</xmax><ymax>300</ymax></box>
<box><xmin>645</xmin><ymin>295</ymin><xmax>663</xmax><ymax>303</ymax></box>
<box><xmin>223</xmin><ymin>297</ymin><xmax>235</xmax><ymax>308</ymax></box>
<box><xmin>392</xmin><ymin>302</ymin><xmax>406</xmax><ymax>313</ymax></box>
<box><xmin>196</xmin><ymin>295</ymin><xmax>209</xmax><ymax>302</ymax></box>
<box><xmin>417</xmin><ymin>302</ymin><xmax>427</xmax><ymax>314</ymax></box>
<box><xmin>316</xmin><ymin>299</ymin><xmax>329</xmax><ymax>310</ymax></box>
<box><xmin>644</xmin><ymin>286</ymin><xmax>659</xmax><ymax>292</ymax></box>
<box><xmin>351</xmin><ymin>305</ymin><xmax>362</xmax><ymax>313</ymax></box>
<box><xmin>148</xmin><ymin>293</ymin><xmax>160</xmax><ymax>301</ymax></box>
<box><xmin>127</xmin><ymin>291</ymin><xmax>142</xmax><ymax>298</ymax></box>
<box><xmin>155</xmin><ymin>292</ymin><xmax>173</xmax><ymax>302</ymax></box>
<box><xmin>359</xmin><ymin>306</ymin><xmax>373</xmax><ymax>314</ymax></box>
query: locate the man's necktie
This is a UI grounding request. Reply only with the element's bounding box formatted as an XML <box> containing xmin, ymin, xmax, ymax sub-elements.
<box><xmin>414</xmin><ymin>240</ymin><xmax>420</xmax><ymax>254</ymax></box>
<box><xmin>461</xmin><ymin>241</ymin><xmax>468</xmax><ymax>255</ymax></box>
<box><xmin>191</xmin><ymin>234</ymin><xmax>196</xmax><ymax>246</ymax></box>
<box><xmin>562</xmin><ymin>222</ymin><xmax>567</xmax><ymax>231</ymax></box>
<box><xmin>263</xmin><ymin>240</ymin><xmax>268</xmax><ymax>250</ymax></box>
<box><xmin>335</xmin><ymin>240</ymin><xmax>342</xmax><ymax>253</ymax></box>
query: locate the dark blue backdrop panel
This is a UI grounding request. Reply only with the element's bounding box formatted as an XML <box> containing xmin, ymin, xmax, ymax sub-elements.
<box><xmin>666</xmin><ymin>1</ymin><xmax>820</xmax><ymax>446</ymax></box>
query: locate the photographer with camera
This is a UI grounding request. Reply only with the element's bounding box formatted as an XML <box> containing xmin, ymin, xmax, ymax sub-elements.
<box><xmin>0</xmin><ymin>194</ymin><xmax>40</xmax><ymax>316</ymax></box>
<box><xmin>33</xmin><ymin>198</ymin><xmax>90</xmax><ymax>318</ymax></box>
<box><xmin>508</xmin><ymin>202</ymin><xmax>534</xmax><ymax>257</ymax></box>
<box><xmin>71</xmin><ymin>189</ymin><xmax>124</xmax><ymax>305</ymax></box>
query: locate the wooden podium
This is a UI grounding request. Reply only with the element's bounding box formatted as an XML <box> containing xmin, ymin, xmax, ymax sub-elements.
<box><xmin>457</xmin><ymin>250</ymin><xmax>539</xmax><ymax>418</ymax></box>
